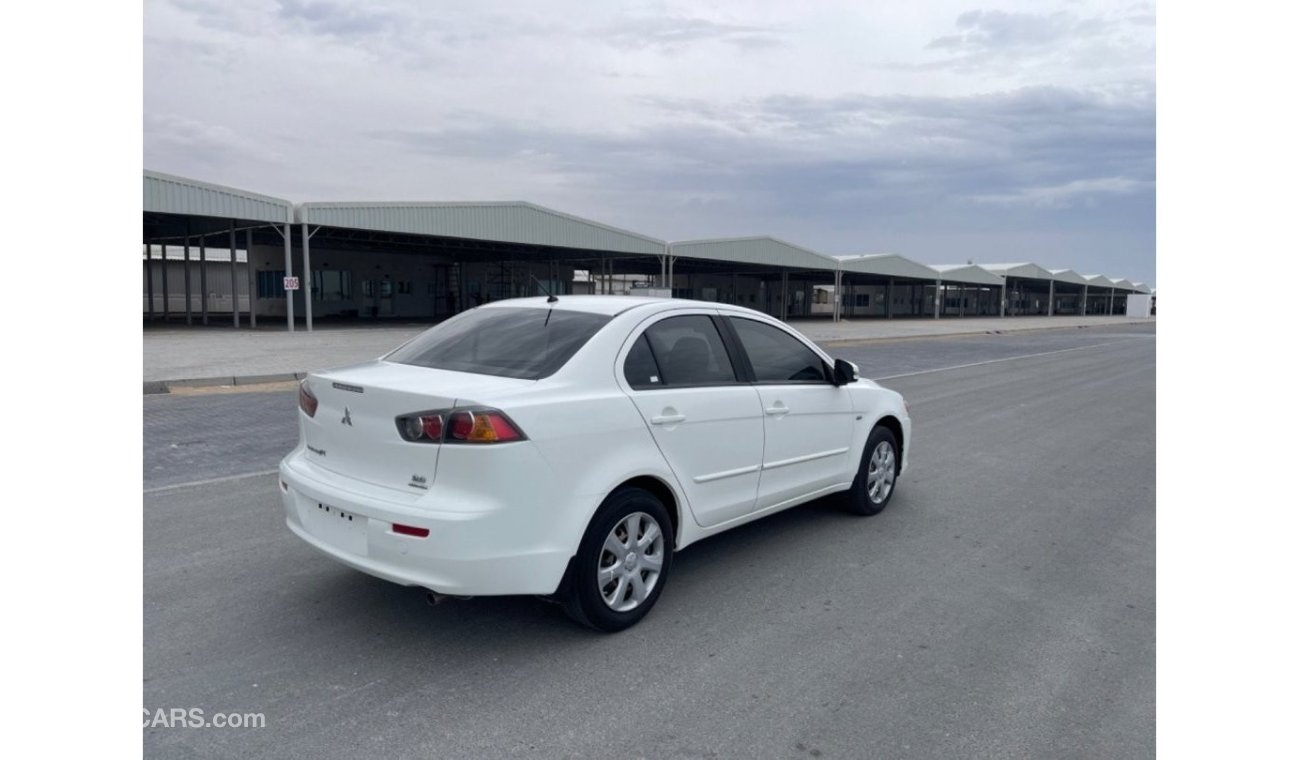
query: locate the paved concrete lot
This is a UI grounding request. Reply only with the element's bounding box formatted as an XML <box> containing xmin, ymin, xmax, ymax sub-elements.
<box><xmin>143</xmin><ymin>314</ymin><xmax>1152</xmax><ymax>384</ymax></box>
<box><xmin>143</xmin><ymin>324</ymin><xmax>1154</xmax><ymax>491</ymax></box>
<box><xmin>143</xmin><ymin>325</ymin><xmax>1154</xmax><ymax>758</ymax></box>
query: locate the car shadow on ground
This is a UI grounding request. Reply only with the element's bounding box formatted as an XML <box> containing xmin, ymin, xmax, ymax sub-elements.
<box><xmin>281</xmin><ymin>490</ymin><xmax>902</xmax><ymax>661</ymax></box>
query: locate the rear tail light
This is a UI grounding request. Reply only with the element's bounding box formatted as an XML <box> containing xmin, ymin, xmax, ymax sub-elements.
<box><xmin>395</xmin><ymin>407</ymin><xmax>525</xmax><ymax>444</ymax></box>
<box><xmin>447</xmin><ymin>410</ymin><xmax>524</xmax><ymax>443</ymax></box>
<box><xmin>298</xmin><ymin>381</ymin><xmax>318</xmax><ymax>418</ymax></box>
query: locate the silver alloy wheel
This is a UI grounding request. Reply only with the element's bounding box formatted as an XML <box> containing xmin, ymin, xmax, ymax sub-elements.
<box><xmin>597</xmin><ymin>511</ymin><xmax>665</xmax><ymax>612</ymax></box>
<box><xmin>866</xmin><ymin>440</ymin><xmax>896</xmax><ymax>504</ymax></box>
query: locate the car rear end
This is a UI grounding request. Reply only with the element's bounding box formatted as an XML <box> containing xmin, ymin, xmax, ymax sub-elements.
<box><xmin>278</xmin><ymin>302</ymin><xmax>628</xmax><ymax>596</ymax></box>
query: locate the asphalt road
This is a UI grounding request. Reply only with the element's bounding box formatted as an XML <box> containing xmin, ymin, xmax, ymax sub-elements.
<box><xmin>143</xmin><ymin>324</ymin><xmax>1155</xmax><ymax>758</ymax></box>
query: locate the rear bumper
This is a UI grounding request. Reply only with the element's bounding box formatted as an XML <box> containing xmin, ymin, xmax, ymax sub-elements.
<box><xmin>279</xmin><ymin>451</ymin><xmax>573</xmax><ymax>596</ymax></box>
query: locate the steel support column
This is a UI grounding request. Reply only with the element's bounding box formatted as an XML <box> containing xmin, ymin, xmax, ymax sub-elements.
<box><xmin>302</xmin><ymin>223</ymin><xmax>317</xmax><ymax>332</ymax></box>
<box><xmin>832</xmin><ymin>270</ymin><xmax>841</xmax><ymax>321</ymax></box>
<box><xmin>246</xmin><ymin>230</ymin><xmax>257</xmax><ymax>329</ymax></box>
<box><xmin>145</xmin><ymin>244</ymin><xmax>154</xmax><ymax>322</ymax></box>
<box><xmin>184</xmin><ymin>234</ymin><xmax>192</xmax><ymax>326</ymax></box>
<box><xmin>1000</xmin><ymin>281</ymin><xmax>1007</xmax><ymax>317</ymax></box>
<box><xmin>667</xmin><ymin>256</ymin><xmax>676</xmax><ymax>294</ymax></box>
<box><xmin>934</xmin><ymin>279</ymin><xmax>941</xmax><ymax>319</ymax></box>
<box><xmin>229</xmin><ymin>222</ymin><xmax>239</xmax><ymax>328</ymax></box>
<box><xmin>659</xmin><ymin>254</ymin><xmax>666</xmax><ymax>288</ymax></box>
<box><xmin>162</xmin><ymin>244</ymin><xmax>170</xmax><ymax>322</ymax></box>
<box><xmin>199</xmin><ymin>235</ymin><xmax>209</xmax><ymax>325</ymax></box>
<box><xmin>1047</xmin><ymin>280</ymin><xmax>1055</xmax><ymax>316</ymax></box>
<box><xmin>1108</xmin><ymin>288</ymin><xmax>1115</xmax><ymax>315</ymax></box>
<box><xmin>283</xmin><ymin>223</ymin><xmax>295</xmax><ymax>331</ymax></box>
<box><xmin>1081</xmin><ymin>284</ymin><xmax>1089</xmax><ymax>316</ymax></box>
<box><xmin>886</xmin><ymin>278</ymin><xmax>894</xmax><ymax>319</ymax></box>
<box><xmin>781</xmin><ymin>272</ymin><xmax>789</xmax><ymax>321</ymax></box>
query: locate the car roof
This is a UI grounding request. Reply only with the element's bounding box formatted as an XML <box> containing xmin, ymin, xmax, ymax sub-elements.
<box><xmin>478</xmin><ymin>295</ymin><xmax>765</xmax><ymax>318</ymax></box>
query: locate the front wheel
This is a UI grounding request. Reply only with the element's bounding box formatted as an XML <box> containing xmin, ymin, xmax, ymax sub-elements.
<box><xmin>561</xmin><ymin>487</ymin><xmax>674</xmax><ymax>632</ymax></box>
<box><xmin>847</xmin><ymin>426</ymin><xmax>899</xmax><ymax>516</ymax></box>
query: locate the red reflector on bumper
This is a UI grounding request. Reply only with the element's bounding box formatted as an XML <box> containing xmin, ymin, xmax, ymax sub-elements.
<box><xmin>392</xmin><ymin>523</ymin><xmax>429</xmax><ymax>538</ymax></box>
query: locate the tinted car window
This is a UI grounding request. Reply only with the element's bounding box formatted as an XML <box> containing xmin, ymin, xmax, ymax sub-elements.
<box><xmin>643</xmin><ymin>316</ymin><xmax>737</xmax><ymax>386</ymax></box>
<box><xmin>729</xmin><ymin>317</ymin><xmax>830</xmax><ymax>383</ymax></box>
<box><xmin>623</xmin><ymin>334</ymin><xmax>664</xmax><ymax>389</ymax></box>
<box><xmin>386</xmin><ymin>307</ymin><xmax>610</xmax><ymax>380</ymax></box>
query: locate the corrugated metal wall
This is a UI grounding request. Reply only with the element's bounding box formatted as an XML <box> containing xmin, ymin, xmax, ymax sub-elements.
<box><xmin>301</xmin><ymin>203</ymin><xmax>664</xmax><ymax>256</ymax></box>
<box><xmin>144</xmin><ymin>171</ymin><xmax>292</xmax><ymax>224</ymax></box>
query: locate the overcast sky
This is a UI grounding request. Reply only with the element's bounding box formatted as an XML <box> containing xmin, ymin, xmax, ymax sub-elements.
<box><xmin>144</xmin><ymin>0</ymin><xmax>1155</xmax><ymax>286</ymax></box>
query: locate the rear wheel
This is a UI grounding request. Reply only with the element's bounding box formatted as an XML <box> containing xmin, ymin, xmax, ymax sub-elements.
<box><xmin>561</xmin><ymin>487</ymin><xmax>673</xmax><ymax>632</ymax></box>
<box><xmin>847</xmin><ymin>426</ymin><xmax>899</xmax><ymax>516</ymax></box>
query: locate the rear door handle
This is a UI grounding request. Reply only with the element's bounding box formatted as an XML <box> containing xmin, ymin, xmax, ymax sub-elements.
<box><xmin>651</xmin><ymin>413</ymin><xmax>687</xmax><ymax>425</ymax></box>
<box><xmin>764</xmin><ymin>404</ymin><xmax>790</xmax><ymax>416</ymax></box>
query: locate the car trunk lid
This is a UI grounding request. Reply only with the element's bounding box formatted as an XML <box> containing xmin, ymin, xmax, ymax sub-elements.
<box><xmin>301</xmin><ymin>361</ymin><xmax>534</xmax><ymax>492</ymax></box>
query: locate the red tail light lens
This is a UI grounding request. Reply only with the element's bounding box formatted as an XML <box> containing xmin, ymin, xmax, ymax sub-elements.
<box><xmin>446</xmin><ymin>410</ymin><xmax>524</xmax><ymax>443</ymax></box>
<box><xmin>398</xmin><ymin>407</ymin><xmax>525</xmax><ymax>443</ymax></box>
<box><xmin>298</xmin><ymin>381</ymin><xmax>318</xmax><ymax>418</ymax></box>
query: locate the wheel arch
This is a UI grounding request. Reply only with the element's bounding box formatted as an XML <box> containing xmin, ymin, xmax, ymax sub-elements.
<box><xmin>613</xmin><ymin>475</ymin><xmax>682</xmax><ymax>549</ymax></box>
<box><xmin>872</xmin><ymin>414</ymin><xmax>905</xmax><ymax>467</ymax></box>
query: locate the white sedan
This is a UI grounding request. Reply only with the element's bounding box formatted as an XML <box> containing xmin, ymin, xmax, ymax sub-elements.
<box><xmin>279</xmin><ymin>296</ymin><xmax>911</xmax><ymax>631</ymax></box>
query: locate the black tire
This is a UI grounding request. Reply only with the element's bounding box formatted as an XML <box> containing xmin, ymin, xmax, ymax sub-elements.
<box><xmin>561</xmin><ymin>487</ymin><xmax>674</xmax><ymax>632</ymax></box>
<box><xmin>847</xmin><ymin>426</ymin><xmax>900</xmax><ymax>516</ymax></box>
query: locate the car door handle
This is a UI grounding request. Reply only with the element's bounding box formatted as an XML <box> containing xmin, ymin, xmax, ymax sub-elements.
<box><xmin>651</xmin><ymin>413</ymin><xmax>686</xmax><ymax>425</ymax></box>
<box><xmin>764</xmin><ymin>404</ymin><xmax>790</xmax><ymax>416</ymax></box>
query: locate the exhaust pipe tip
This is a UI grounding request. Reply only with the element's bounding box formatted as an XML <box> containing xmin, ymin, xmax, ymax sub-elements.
<box><xmin>425</xmin><ymin>591</ymin><xmax>473</xmax><ymax>606</ymax></box>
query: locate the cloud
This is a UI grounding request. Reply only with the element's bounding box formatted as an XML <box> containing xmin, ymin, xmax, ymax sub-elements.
<box><xmin>144</xmin><ymin>1</ymin><xmax>1156</xmax><ymax>283</ymax></box>
<box><xmin>969</xmin><ymin>176</ymin><xmax>1152</xmax><ymax>208</ymax></box>
<box><xmin>595</xmin><ymin>15</ymin><xmax>784</xmax><ymax>52</ymax></box>
<box><xmin>275</xmin><ymin>0</ymin><xmax>395</xmax><ymax>39</ymax></box>
<box><xmin>928</xmin><ymin>10</ymin><xmax>1083</xmax><ymax>51</ymax></box>
<box><xmin>367</xmin><ymin>83</ymin><xmax>1153</xmax><ymax>221</ymax></box>
<box><xmin>905</xmin><ymin>5</ymin><xmax>1155</xmax><ymax>78</ymax></box>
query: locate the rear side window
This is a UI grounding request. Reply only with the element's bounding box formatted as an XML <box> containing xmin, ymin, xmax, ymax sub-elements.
<box><xmin>623</xmin><ymin>334</ymin><xmax>664</xmax><ymax>389</ymax></box>
<box><xmin>640</xmin><ymin>315</ymin><xmax>737</xmax><ymax>386</ymax></box>
<box><xmin>386</xmin><ymin>307</ymin><xmax>610</xmax><ymax>380</ymax></box>
<box><xmin>729</xmin><ymin>317</ymin><xmax>830</xmax><ymax>383</ymax></box>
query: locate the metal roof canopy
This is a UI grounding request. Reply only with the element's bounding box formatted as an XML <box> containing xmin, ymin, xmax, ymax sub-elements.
<box><xmin>929</xmin><ymin>264</ymin><xmax>1005</xmax><ymax>287</ymax></box>
<box><xmin>299</xmin><ymin>201</ymin><xmax>664</xmax><ymax>257</ymax></box>
<box><xmin>979</xmin><ymin>262</ymin><xmax>1057</xmax><ymax>281</ymax></box>
<box><xmin>1083</xmin><ymin>275</ymin><xmax>1139</xmax><ymax>292</ymax></box>
<box><xmin>144</xmin><ymin>171</ymin><xmax>293</xmax><ymax>241</ymax></box>
<box><xmin>670</xmin><ymin>237</ymin><xmax>838</xmax><ymax>274</ymax></box>
<box><xmin>839</xmin><ymin>254</ymin><xmax>941</xmax><ymax>282</ymax></box>
<box><xmin>1047</xmin><ymin>269</ymin><xmax>1091</xmax><ymax>287</ymax></box>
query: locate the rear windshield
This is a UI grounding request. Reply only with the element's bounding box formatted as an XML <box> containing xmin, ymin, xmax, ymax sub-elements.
<box><xmin>385</xmin><ymin>307</ymin><xmax>611</xmax><ymax>380</ymax></box>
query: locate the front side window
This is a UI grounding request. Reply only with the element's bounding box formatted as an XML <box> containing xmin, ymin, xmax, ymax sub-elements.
<box><xmin>729</xmin><ymin>317</ymin><xmax>830</xmax><ymax>384</ymax></box>
<box><xmin>640</xmin><ymin>315</ymin><xmax>737</xmax><ymax>386</ymax></box>
<box><xmin>386</xmin><ymin>307</ymin><xmax>610</xmax><ymax>380</ymax></box>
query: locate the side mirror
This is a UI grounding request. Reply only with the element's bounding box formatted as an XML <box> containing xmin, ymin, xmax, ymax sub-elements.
<box><xmin>833</xmin><ymin>358</ymin><xmax>859</xmax><ymax>386</ymax></box>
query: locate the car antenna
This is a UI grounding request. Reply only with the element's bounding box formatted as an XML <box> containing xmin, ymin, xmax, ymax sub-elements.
<box><xmin>531</xmin><ymin>275</ymin><xmax>558</xmax><ymax>304</ymax></box>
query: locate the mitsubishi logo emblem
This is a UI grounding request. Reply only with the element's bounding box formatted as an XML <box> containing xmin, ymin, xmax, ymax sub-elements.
<box><xmin>341</xmin><ymin>407</ymin><xmax>353</xmax><ymax>426</ymax></box>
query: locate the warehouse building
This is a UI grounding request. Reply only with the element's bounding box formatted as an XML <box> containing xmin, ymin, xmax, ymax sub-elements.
<box><xmin>143</xmin><ymin>170</ymin><xmax>1152</xmax><ymax>330</ymax></box>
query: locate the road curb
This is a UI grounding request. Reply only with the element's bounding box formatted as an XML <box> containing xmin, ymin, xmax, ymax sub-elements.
<box><xmin>144</xmin><ymin>372</ymin><xmax>307</xmax><ymax>395</ymax></box>
<box><xmin>816</xmin><ymin>319</ymin><xmax>1153</xmax><ymax>347</ymax></box>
